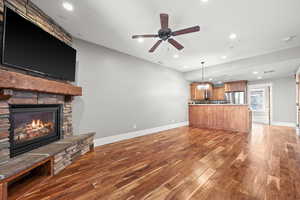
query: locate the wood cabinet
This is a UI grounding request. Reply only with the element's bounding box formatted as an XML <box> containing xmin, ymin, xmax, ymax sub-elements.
<box><xmin>211</xmin><ymin>86</ymin><xmax>225</xmax><ymax>100</ymax></box>
<box><xmin>191</xmin><ymin>81</ymin><xmax>247</xmax><ymax>100</ymax></box>
<box><xmin>224</xmin><ymin>81</ymin><xmax>247</xmax><ymax>92</ymax></box>
<box><xmin>190</xmin><ymin>83</ymin><xmax>213</xmax><ymax>100</ymax></box>
<box><xmin>190</xmin><ymin>83</ymin><xmax>225</xmax><ymax>101</ymax></box>
<box><xmin>189</xmin><ymin>105</ymin><xmax>252</xmax><ymax>133</ymax></box>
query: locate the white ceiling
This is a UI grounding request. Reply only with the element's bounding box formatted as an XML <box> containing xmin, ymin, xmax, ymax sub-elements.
<box><xmin>184</xmin><ymin>46</ymin><xmax>300</xmax><ymax>82</ymax></box>
<box><xmin>33</xmin><ymin>0</ymin><xmax>300</xmax><ymax>80</ymax></box>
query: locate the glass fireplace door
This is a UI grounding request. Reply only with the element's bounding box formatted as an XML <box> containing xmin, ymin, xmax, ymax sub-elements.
<box><xmin>12</xmin><ymin>111</ymin><xmax>55</xmax><ymax>144</ymax></box>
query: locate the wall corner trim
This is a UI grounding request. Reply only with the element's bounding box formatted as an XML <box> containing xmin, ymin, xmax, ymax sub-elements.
<box><xmin>94</xmin><ymin>121</ymin><xmax>189</xmax><ymax>147</ymax></box>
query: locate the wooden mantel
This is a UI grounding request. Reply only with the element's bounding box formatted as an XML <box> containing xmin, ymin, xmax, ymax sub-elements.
<box><xmin>0</xmin><ymin>69</ymin><xmax>82</xmax><ymax>96</ymax></box>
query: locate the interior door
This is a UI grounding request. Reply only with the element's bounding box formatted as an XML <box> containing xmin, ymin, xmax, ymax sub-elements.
<box><xmin>248</xmin><ymin>85</ymin><xmax>271</xmax><ymax>125</ymax></box>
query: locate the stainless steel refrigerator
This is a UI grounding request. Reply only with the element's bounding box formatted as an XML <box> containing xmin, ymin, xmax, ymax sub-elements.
<box><xmin>225</xmin><ymin>92</ymin><xmax>246</xmax><ymax>104</ymax></box>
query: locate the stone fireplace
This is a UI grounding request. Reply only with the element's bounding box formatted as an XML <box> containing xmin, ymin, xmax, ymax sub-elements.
<box><xmin>0</xmin><ymin>90</ymin><xmax>74</xmax><ymax>163</ymax></box>
<box><xmin>0</xmin><ymin>85</ymin><xmax>95</xmax><ymax>199</ymax></box>
<box><xmin>9</xmin><ymin>104</ymin><xmax>62</xmax><ymax>157</ymax></box>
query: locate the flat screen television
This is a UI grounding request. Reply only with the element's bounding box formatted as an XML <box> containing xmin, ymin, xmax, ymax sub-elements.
<box><xmin>2</xmin><ymin>7</ymin><xmax>76</xmax><ymax>81</ymax></box>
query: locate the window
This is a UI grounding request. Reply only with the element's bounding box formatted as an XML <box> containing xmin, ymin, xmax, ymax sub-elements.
<box><xmin>250</xmin><ymin>89</ymin><xmax>265</xmax><ymax>112</ymax></box>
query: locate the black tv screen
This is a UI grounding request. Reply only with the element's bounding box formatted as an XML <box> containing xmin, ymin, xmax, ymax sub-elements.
<box><xmin>2</xmin><ymin>7</ymin><xmax>76</xmax><ymax>81</ymax></box>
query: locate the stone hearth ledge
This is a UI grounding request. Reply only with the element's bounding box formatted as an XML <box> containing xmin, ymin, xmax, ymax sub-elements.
<box><xmin>0</xmin><ymin>132</ymin><xmax>95</xmax><ymax>180</ymax></box>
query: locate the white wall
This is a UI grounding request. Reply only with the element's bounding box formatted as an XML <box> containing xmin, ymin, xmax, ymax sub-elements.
<box><xmin>249</xmin><ymin>76</ymin><xmax>296</xmax><ymax>126</ymax></box>
<box><xmin>72</xmin><ymin>39</ymin><xmax>189</xmax><ymax>139</ymax></box>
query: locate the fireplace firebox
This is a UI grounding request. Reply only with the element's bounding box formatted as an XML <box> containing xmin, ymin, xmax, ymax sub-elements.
<box><xmin>9</xmin><ymin>104</ymin><xmax>62</xmax><ymax>157</ymax></box>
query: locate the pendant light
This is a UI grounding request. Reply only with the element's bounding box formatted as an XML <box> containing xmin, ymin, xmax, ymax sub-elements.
<box><xmin>197</xmin><ymin>61</ymin><xmax>209</xmax><ymax>90</ymax></box>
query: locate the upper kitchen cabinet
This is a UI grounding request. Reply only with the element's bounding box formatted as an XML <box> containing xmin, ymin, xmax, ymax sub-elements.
<box><xmin>211</xmin><ymin>86</ymin><xmax>225</xmax><ymax>100</ymax></box>
<box><xmin>190</xmin><ymin>82</ymin><xmax>213</xmax><ymax>100</ymax></box>
<box><xmin>224</xmin><ymin>81</ymin><xmax>248</xmax><ymax>92</ymax></box>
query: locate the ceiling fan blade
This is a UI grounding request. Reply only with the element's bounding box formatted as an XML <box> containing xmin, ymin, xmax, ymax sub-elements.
<box><xmin>149</xmin><ymin>40</ymin><xmax>163</xmax><ymax>53</ymax></box>
<box><xmin>168</xmin><ymin>39</ymin><xmax>184</xmax><ymax>50</ymax></box>
<box><xmin>132</xmin><ymin>34</ymin><xmax>158</xmax><ymax>39</ymax></box>
<box><xmin>172</xmin><ymin>26</ymin><xmax>200</xmax><ymax>36</ymax></box>
<box><xmin>160</xmin><ymin>13</ymin><xmax>169</xmax><ymax>29</ymax></box>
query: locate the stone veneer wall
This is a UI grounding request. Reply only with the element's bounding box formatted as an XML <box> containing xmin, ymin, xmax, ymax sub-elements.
<box><xmin>54</xmin><ymin>136</ymin><xmax>94</xmax><ymax>175</ymax></box>
<box><xmin>0</xmin><ymin>0</ymin><xmax>72</xmax><ymax>45</ymax></box>
<box><xmin>0</xmin><ymin>89</ymin><xmax>74</xmax><ymax>163</ymax></box>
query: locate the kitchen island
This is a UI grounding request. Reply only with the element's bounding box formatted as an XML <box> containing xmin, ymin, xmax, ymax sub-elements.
<box><xmin>189</xmin><ymin>104</ymin><xmax>252</xmax><ymax>133</ymax></box>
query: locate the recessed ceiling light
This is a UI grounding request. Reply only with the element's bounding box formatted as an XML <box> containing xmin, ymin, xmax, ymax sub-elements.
<box><xmin>183</xmin><ymin>66</ymin><xmax>188</xmax><ymax>69</ymax></box>
<box><xmin>137</xmin><ymin>38</ymin><xmax>144</xmax><ymax>43</ymax></box>
<box><xmin>201</xmin><ymin>0</ymin><xmax>209</xmax><ymax>2</ymax></box>
<box><xmin>221</xmin><ymin>56</ymin><xmax>227</xmax><ymax>59</ymax></box>
<box><xmin>257</xmin><ymin>76</ymin><xmax>262</xmax><ymax>79</ymax></box>
<box><xmin>253</xmin><ymin>71</ymin><xmax>259</xmax><ymax>74</ymax></box>
<box><xmin>173</xmin><ymin>54</ymin><xmax>179</xmax><ymax>58</ymax></box>
<box><xmin>63</xmin><ymin>2</ymin><xmax>74</xmax><ymax>11</ymax></box>
<box><xmin>229</xmin><ymin>33</ymin><xmax>237</xmax><ymax>40</ymax></box>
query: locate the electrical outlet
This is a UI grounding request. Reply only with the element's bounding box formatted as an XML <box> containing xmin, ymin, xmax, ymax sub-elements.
<box><xmin>133</xmin><ymin>124</ymin><xmax>137</xmax><ymax>129</ymax></box>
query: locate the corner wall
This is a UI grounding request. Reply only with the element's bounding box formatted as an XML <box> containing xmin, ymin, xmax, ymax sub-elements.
<box><xmin>73</xmin><ymin>39</ymin><xmax>189</xmax><ymax>139</ymax></box>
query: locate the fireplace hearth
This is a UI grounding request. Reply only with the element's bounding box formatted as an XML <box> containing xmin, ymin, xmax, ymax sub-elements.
<box><xmin>9</xmin><ymin>104</ymin><xmax>62</xmax><ymax>157</ymax></box>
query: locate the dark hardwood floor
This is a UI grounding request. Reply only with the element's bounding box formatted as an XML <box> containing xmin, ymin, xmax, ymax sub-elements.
<box><xmin>17</xmin><ymin>124</ymin><xmax>299</xmax><ymax>200</ymax></box>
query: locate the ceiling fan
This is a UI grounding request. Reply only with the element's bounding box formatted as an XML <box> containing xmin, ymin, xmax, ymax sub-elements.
<box><xmin>132</xmin><ymin>13</ymin><xmax>200</xmax><ymax>53</ymax></box>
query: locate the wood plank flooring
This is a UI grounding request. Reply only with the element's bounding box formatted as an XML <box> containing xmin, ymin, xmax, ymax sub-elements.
<box><xmin>16</xmin><ymin>124</ymin><xmax>300</xmax><ymax>200</ymax></box>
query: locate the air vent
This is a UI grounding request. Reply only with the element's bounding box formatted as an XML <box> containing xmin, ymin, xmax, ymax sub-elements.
<box><xmin>283</xmin><ymin>35</ymin><xmax>296</xmax><ymax>42</ymax></box>
<box><xmin>264</xmin><ymin>70</ymin><xmax>275</xmax><ymax>74</ymax></box>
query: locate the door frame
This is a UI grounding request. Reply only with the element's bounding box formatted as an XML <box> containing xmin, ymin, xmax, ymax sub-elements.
<box><xmin>248</xmin><ymin>83</ymin><xmax>273</xmax><ymax>125</ymax></box>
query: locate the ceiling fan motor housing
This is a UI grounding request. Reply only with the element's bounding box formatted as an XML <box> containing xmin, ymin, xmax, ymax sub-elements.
<box><xmin>158</xmin><ymin>28</ymin><xmax>172</xmax><ymax>40</ymax></box>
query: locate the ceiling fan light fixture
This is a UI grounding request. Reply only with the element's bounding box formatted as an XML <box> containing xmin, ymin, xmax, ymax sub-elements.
<box><xmin>137</xmin><ymin>37</ymin><xmax>144</xmax><ymax>43</ymax></box>
<box><xmin>132</xmin><ymin>14</ymin><xmax>200</xmax><ymax>53</ymax></box>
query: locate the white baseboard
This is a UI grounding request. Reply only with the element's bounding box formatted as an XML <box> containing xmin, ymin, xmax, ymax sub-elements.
<box><xmin>271</xmin><ymin>121</ymin><xmax>296</xmax><ymax>128</ymax></box>
<box><xmin>94</xmin><ymin>121</ymin><xmax>189</xmax><ymax>147</ymax></box>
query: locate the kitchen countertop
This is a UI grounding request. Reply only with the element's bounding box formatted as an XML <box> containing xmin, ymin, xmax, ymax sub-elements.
<box><xmin>189</xmin><ymin>104</ymin><xmax>249</xmax><ymax>106</ymax></box>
